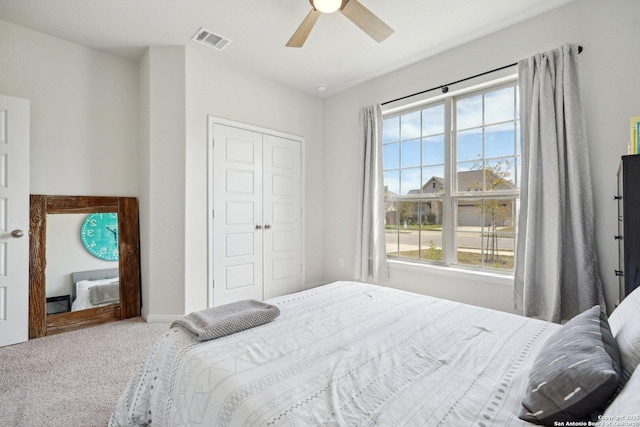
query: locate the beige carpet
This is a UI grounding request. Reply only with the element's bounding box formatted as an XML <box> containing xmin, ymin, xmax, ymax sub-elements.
<box><xmin>0</xmin><ymin>318</ymin><xmax>170</xmax><ymax>427</ymax></box>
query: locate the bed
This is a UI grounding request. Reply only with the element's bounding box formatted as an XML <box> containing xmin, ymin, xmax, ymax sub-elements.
<box><xmin>70</xmin><ymin>268</ymin><xmax>120</xmax><ymax>311</ymax></box>
<box><xmin>109</xmin><ymin>281</ymin><xmax>640</xmax><ymax>426</ymax></box>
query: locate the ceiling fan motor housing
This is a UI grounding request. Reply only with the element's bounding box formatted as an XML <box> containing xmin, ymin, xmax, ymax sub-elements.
<box><xmin>309</xmin><ymin>0</ymin><xmax>349</xmax><ymax>13</ymax></box>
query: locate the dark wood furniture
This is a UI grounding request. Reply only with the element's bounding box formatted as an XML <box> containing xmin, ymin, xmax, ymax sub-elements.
<box><xmin>616</xmin><ymin>155</ymin><xmax>640</xmax><ymax>302</ymax></box>
<box><xmin>29</xmin><ymin>195</ymin><xmax>141</xmax><ymax>337</ymax></box>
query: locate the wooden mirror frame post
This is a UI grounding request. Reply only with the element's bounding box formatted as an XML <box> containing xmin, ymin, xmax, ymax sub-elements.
<box><xmin>29</xmin><ymin>195</ymin><xmax>141</xmax><ymax>337</ymax></box>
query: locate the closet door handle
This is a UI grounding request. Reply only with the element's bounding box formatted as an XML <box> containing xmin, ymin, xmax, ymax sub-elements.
<box><xmin>255</xmin><ymin>224</ymin><xmax>263</xmax><ymax>230</ymax></box>
<box><xmin>264</xmin><ymin>224</ymin><xmax>272</xmax><ymax>230</ymax></box>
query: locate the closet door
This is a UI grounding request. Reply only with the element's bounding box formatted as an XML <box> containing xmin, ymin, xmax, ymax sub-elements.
<box><xmin>211</xmin><ymin>123</ymin><xmax>303</xmax><ymax>306</ymax></box>
<box><xmin>212</xmin><ymin>125</ymin><xmax>264</xmax><ymax>306</ymax></box>
<box><xmin>262</xmin><ymin>135</ymin><xmax>302</xmax><ymax>299</ymax></box>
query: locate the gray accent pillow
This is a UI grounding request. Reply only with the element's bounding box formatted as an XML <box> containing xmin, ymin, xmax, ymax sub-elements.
<box><xmin>519</xmin><ymin>305</ymin><xmax>621</xmax><ymax>426</ymax></box>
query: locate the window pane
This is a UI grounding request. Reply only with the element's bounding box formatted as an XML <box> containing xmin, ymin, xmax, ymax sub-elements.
<box><xmin>482</xmin><ymin>198</ymin><xmax>514</xmax><ymax>228</ymax></box>
<box><xmin>422</xmin><ymin>135</ymin><xmax>444</xmax><ymax>166</ymax></box>
<box><xmin>481</xmin><ymin>198</ymin><xmax>515</xmax><ymax>270</ymax></box>
<box><xmin>422</xmin><ymin>166</ymin><xmax>444</xmax><ymax>194</ymax></box>
<box><xmin>384</xmin><ymin>200</ymin><xmax>399</xmax><ymax>256</ymax></box>
<box><xmin>484</xmin><ymin>158</ymin><xmax>516</xmax><ymax>191</ymax></box>
<box><xmin>457</xmin><ymin>128</ymin><xmax>482</xmax><ymax>162</ymax></box>
<box><xmin>401</xmin><ymin>111</ymin><xmax>421</xmax><ymax>140</ymax></box>
<box><xmin>485</xmin><ymin>122</ymin><xmax>515</xmax><ymax>158</ymax></box>
<box><xmin>401</xmin><ymin>139</ymin><xmax>421</xmax><ymax>168</ymax></box>
<box><xmin>420</xmin><ymin>200</ymin><xmax>443</xmax><ymax>262</ymax></box>
<box><xmin>401</xmin><ymin>168</ymin><xmax>421</xmax><ymax>195</ymax></box>
<box><xmin>455</xmin><ymin>199</ymin><xmax>483</xmax><ymax>267</ymax></box>
<box><xmin>383</xmin><ymin>142</ymin><xmax>399</xmax><ymax>170</ymax></box>
<box><xmin>456</xmin><ymin>236</ymin><xmax>483</xmax><ymax>267</ymax></box>
<box><xmin>384</xmin><ymin>170</ymin><xmax>399</xmax><ymax>195</ymax></box>
<box><xmin>484</xmin><ymin>87</ymin><xmax>515</xmax><ymax>124</ymax></box>
<box><xmin>383</xmin><ymin>116</ymin><xmax>399</xmax><ymax>143</ymax></box>
<box><xmin>457</xmin><ymin>94</ymin><xmax>482</xmax><ymax>130</ymax></box>
<box><xmin>457</xmin><ymin>161</ymin><xmax>483</xmax><ymax>192</ymax></box>
<box><xmin>396</xmin><ymin>201</ymin><xmax>420</xmax><ymax>260</ymax></box>
<box><xmin>422</xmin><ymin>104</ymin><xmax>444</xmax><ymax>136</ymax></box>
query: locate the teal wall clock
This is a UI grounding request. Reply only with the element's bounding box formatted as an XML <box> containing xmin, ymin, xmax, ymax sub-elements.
<box><xmin>80</xmin><ymin>213</ymin><xmax>119</xmax><ymax>261</ymax></box>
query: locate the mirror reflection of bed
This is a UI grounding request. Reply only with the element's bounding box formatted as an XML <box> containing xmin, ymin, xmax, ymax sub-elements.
<box><xmin>70</xmin><ymin>268</ymin><xmax>120</xmax><ymax>312</ymax></box>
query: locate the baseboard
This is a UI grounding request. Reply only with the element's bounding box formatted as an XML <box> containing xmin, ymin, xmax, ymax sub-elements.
<box><xmin>143</xmin><ymin>313</ymin><xmax>183</xmax><ymax>323</ymax></box>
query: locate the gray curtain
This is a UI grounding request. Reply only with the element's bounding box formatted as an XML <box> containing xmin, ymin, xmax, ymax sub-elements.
<box><xmin>355</xmin><ymin>104</ymin><xmax>389</xmax><ymax>282</ymax></box>
<box><xmin>515</xmin><ymin>44</ymin><xmax>604</xmax><ymax>323</ymax></box>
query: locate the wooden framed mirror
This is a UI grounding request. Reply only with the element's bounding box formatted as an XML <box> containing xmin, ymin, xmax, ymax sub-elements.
<box><xmin>29</xmin><ymin>195</ymin><xmax>141</xmax><ymax>337</ymax></box>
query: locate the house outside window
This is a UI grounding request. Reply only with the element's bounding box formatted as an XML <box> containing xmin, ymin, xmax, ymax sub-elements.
<box><xmin>383</xmin><ymin>80</ymin><xmax>520</xmax><ymax>272</ymax></box>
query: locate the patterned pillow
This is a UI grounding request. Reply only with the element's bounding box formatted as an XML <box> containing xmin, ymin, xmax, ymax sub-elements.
<box><xmin>519</xmin><ymin>306</ymin><xmax>621</xmax><ymax>426</ymax></box>
<box><xmin>609</xmin><ymin>286</ymin><xmax>640</xmax><ymax>385</ymax></box>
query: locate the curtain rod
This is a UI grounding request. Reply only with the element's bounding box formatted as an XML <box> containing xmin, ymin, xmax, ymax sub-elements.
<box><xmin>381</xmin><ymin>45</ymin><xmax>583</xmax><ymax>106</ymax></box>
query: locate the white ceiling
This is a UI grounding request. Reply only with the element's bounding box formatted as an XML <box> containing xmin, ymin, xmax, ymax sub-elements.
<box><xmin>0</xmin><ymin>0</ymin><xmax>575</xmax><ymax>97</ymax></box>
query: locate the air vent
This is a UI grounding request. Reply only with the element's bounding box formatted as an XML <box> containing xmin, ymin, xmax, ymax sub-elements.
<box><xmin>192</xmin><ymin>27</ymin><xmax>232</xmax><ymax>51</ymax></box>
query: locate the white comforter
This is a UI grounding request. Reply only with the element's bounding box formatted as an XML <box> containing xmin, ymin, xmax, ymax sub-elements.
<box><xmin>110</xmin><ymin>281</ymin><xmax>559</xmax><ymax>426</ymax></box>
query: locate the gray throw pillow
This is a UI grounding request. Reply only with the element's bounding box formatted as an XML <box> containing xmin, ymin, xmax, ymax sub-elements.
<box><xmin>519</xmin><ymin>305</ymin><xmax>621</xmax><ymax>426</ymax></box>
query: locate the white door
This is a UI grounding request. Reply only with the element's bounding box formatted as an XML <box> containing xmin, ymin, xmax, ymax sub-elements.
<box><xmin>263</xmin><ymin>135</ymin><xmax>302</xmax><ymax>299</ymax></box>
<box><xmin>213</xmin><ymin>125</ymin><xmax>264</xmax><ymax>306</ymax></box>
<box><xmin>0</xmin><ymin>95</ymin><xmax>30</xmax><ymax>347</ymax></box>
<box><xmin>211</xmin><ymin>123</ymin><xmax>302</xmax><ymax>306</ymax></box>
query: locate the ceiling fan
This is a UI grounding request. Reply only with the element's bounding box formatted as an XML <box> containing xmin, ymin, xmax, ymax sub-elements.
<box><xmin>286</xmin><ymin>0</ymin><xmax>394</xmax><ymax>48</ymax></box>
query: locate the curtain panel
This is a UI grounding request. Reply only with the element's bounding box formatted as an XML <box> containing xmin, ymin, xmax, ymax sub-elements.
<box><xmin>515</xmin><ymin>44</ymin><xmax>604</xmax><ymax>323</ymax></box>
<box><xmin>355</xmin><ymin>104</ymin><xmax>389</xmax><ymax>282</ymax></box>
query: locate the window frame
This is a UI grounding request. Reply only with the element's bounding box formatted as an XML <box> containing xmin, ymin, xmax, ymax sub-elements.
<box><xmin>382</xmin><ymin>77</ymin><xmax>520</xmax><ymax>275</ymax></box>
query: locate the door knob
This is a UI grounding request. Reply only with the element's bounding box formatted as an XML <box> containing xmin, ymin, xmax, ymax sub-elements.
<box><xmin>264</xmin><ymin>224</ymin><xmax>272</xmax><ymax>230</ymax></box>
<box><xmin>11</xmin><ymin>229</ymin><xmax>24</xmax><ymax>238</ymax></box>
<box><xmin>255</xmin><ymin>224</ymin><xmax>263</xmax><ymax>230</ymax></box>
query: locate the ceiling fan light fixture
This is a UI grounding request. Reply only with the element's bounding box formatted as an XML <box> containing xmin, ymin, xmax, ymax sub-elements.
<box><xmin>311</xmin><ymin>0</ymin><xmax>342</xmax><ymax>14</ymax></box>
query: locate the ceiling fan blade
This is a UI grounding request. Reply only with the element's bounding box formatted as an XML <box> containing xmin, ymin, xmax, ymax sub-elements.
<box><xmin>286</xmin><ymin>9</ymin><xmax>322</xmax><ymax>47</ymax></box>
<box><xmin>340</xmin><ymin>0</ymin><xmax>394</xmax><ymax>43</ymax></box>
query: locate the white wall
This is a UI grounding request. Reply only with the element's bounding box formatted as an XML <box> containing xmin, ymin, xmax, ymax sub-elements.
<box><xmin>45</xmin><ymin>214</ymin><xmax>118</xmax><ymax>298</ymax></box>
<box><xmin>322</xmin><ymin>0</ymin><xmax>640</xmax><ymax>313</ymax></box>
<box><xmin>139</xmin><ymin>47</ymin><xmax>187</xmax><ymax>318</ymax></box>
<box><xmin>138</xmin><ymin>50</ymin><xmax>151</xmax><ymax>318</ymax></box>
<box><xmin>0</xmin><ymin>19</ymin><xmax>139</xmax><ymax>196</ymax></box>
<box><xmin>184</xmin><ymin>47</ymin><xmax>324</xmax><ymax>314</ymax></box>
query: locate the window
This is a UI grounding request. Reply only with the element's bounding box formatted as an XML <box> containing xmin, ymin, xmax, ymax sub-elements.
<box><xmin>383</xmin><ymin>80</ymin><xmax>520</xmax><ymax>272</ymax></box>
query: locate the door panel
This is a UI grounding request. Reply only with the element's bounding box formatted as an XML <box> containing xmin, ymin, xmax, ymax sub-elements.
<box><xmin>213</xmin><ymin>125</ymin><xmax>263</xmax><ymax>305</ymax></box>
<box><xmin>263</xmin><ymin>134</ymin><xmax>302</xmax><ymax>299</ymax></box>
<box><xmin>0</xmin><ymin>95</ymin><xmax>29</xmax><ymax>347</ymax></box>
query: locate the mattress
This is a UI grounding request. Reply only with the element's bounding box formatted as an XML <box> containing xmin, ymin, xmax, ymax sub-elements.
<box><xmin>110</xmin><ymin>281</ymin><xmax>560</xmax><ymax>426</ymax></box>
